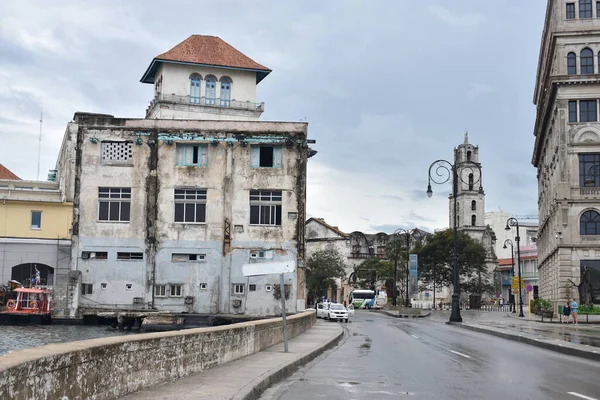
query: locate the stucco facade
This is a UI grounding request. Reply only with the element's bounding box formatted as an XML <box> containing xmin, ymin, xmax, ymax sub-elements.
<box><xmin>56</xmin><ymin>115</ymin><xmax>309</xmax><ymax>317</ymax></box>
<box><xmin>0</xmin><ymin>178</ymin><xmax>72</xmax><ymax>313</ymax></box>
<box><xmin>533</xmin><ymin>1</ymin><xmax>600</xmax><ymax>306</ymax></box>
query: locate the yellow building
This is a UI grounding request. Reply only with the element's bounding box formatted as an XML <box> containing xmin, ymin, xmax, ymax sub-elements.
<box><xmin>0</xmin><ymin>163</ymin><xmax>72</xmax><ymax>315</ymax></box>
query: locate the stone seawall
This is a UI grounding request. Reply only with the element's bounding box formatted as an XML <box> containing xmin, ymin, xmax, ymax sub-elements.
<box><xmin>0</xmin><ymin>311</ymin><xmax>316</xmax><ymax>400</ymax></box>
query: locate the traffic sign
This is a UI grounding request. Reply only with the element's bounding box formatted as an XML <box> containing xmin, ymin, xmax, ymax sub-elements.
<box><xmin>526</xmin><ymin>283</ymin><xmax>533</xmax><ymax>293</ymax></box>
<box><xmin>511</xmin><ymin>276</ymin><xmax>525</xmax><ymax>290</ymax></box>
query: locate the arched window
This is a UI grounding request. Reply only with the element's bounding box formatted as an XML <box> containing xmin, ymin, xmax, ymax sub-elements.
<box><xmin>220</xmin><ymin>77</ymin><xmax>232</xmax><ymax>107</ymax></box>
<box><xmin>580</xmin><ymin>0</ymin><xmax>592</xmax><ymax>18</ymax></box>
<box><xmin>568</xmin><ymin>52</ymin><xmax>577</xmax><ymax>75</ymax></box>
<box><xmin>468</xmin><ymin>173</ymin><xmax>474</xmax><ymax>191</ymax></box>
<box><xmin>581</xmin><ymin>48</ymin><xmax>594</xmax><ymax>74</ymax></box>
<box><xmin>471</xmin><ymin>200</ymin><xmax>476</xmax><ymax>211</ymax></box>
<box><xmin>205</xmin><ymin>75</ymin><xmax>217</xmax><ymax>105</ymax></box>
<box><xmin>580</xmin><ymin>210</ymin><xmax>600</xmax><ymax>235</ymax></box>
<box><xmin>190</xmin><ymin>74</ymin><xmax>202</xmax><ymax>104</ymax></box>
<box><xmin>471</xmin><ymin>215</ymin><xmax>476</xmax><ymax>226</ymax></box>
<box><xmin>467</xmin><ymin>151</ymin><xmax>472</xmax><ymax>161</ymax></box>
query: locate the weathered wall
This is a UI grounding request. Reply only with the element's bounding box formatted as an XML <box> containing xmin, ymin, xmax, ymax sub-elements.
<box><xmin>56</xmin><ymin>115</ymin><xmax>309</xmax><ymax>317</ymax></box>
<box><xmin>0</xmin><ymin>310</ymin><xmax>315</xmax><ymax>400</ymax></box>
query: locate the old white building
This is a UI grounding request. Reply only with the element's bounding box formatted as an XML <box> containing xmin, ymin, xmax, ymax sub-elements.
<box><xmin>56</xmin><ymin>35</ymin><xmax>313</xmax><ymax>318</ymax></box>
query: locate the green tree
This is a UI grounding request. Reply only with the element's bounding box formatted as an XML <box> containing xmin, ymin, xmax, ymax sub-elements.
<box><xmin>306</xmin><ymin>248</ymin><xmax>347</xmax><ymax>302</ymax></box>
<box><xmin>351</xmin><ymin>258</ymin><xmax>394</xmax><ymax>290</ymax></box>
<box><xmin>417</xmin><ymin>229</ymin><xmax>491</xmax><ymax>296</ymax></box>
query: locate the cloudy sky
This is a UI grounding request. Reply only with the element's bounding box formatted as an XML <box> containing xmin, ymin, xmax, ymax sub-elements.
<box><xmin>0</xmin><ymin>0</ymin><xmax>546</xmax><ymax>234</ymax></box>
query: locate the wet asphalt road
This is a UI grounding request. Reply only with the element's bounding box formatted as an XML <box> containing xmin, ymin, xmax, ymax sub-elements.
<box><xmin>260</xmin><ymin>311</ymin><xmax>600</xmax><ymax>400</ymax></box>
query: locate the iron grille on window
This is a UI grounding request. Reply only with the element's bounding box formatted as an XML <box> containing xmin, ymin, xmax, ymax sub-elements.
<box><xmin>98</xmin><ymin>188</ymin><xmax>131</xmax><ymax>222</ymax></box>
<box><xmin>174</xmin><ymin>188</ymin><xmax>207</xmax><ymax>223</ymax></box>
<box><xmin>250</xmin><ymin>190</ymin><xmax>282</xmax><ymax>226</ymax></box>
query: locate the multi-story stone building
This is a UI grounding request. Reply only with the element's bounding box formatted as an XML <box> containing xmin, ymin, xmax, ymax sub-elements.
<box><xmin>56</xmin><ymin>35</ymin><xmax>313</xmax><ymax>318</ymax></box>
<box><xmin>0</xmin><ymin>163</ymin><xmax>72</xmax><ymax>313</ymax></box>
<box><xmin>533</xmin><ymin>0</ymin><xmax>600</xmax><ymax>306</ymax></box>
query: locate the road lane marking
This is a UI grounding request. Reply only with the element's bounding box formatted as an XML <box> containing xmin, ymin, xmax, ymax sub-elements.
<box><xmin>448</xmin><ymin>350</ymin><xmax>471</xmax><ymax>359</ymax></box>
<box><xmin>568</xmin><ymin>392</ymin><xmax>598</xmax><ymax>400</ymax></box>
<box><xmin>411</xmin><ymin>335</ymin><xmax>419</xmax><ymax>339</ymax></box>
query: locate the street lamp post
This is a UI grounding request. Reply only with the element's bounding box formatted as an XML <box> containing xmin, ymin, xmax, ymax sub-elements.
<box><xmin>427</xmin><ymin>159</ymin><xmax>483</xmax><ymax>323</ymax></box>
<box><xmin>503</xmin><ymin>239</ymin><xmax>516</xmax><ymax>314</ymax></box>
<box><xmin>505</xmin><ymin>218</ymin><xmax>524</xmax><ymax>317</ymax></box>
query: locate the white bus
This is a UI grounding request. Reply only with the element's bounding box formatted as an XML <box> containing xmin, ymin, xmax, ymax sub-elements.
<box><xmin>350</xmin><ymin>290</ymin><xmax>377</xmax><ymax>309</ymax></box>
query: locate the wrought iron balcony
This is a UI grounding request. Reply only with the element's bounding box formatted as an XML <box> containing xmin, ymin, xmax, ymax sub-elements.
<box><xmin>349</xmin><ymin>252</ymin><xmax>388</xmax><ymax>259</ymax></box>
<box><xmin>150</xmin><ymin>93</ymin><xmax>264</xmax><ymax>113</ymax></box>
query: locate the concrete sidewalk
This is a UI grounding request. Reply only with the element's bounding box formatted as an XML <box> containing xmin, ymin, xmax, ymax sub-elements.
<box><xmin>119</xmin><ymin>321</ymin><xmax>344</xmax><ymax>400</ymax></box>
<box><xmin>451</xmin><ymin>313</ymin><xmax>600</xmax><ymax>362</ymax></box>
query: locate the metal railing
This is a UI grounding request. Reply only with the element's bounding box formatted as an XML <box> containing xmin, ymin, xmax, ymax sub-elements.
<box><xmin>152</xmin><ymin>93</ymin><xmax>265</xmax><ymax>112</ymax></box>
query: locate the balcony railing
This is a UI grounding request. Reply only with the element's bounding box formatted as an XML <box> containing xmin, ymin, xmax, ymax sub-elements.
<box><xmin>152</xmin><ymin>93</ymin><xmax>265</xmax><ymax>112</ymax></box>
<box><xmin>349</xmin><ymin>252</ymin><xmax>388</xmax><ymax>259</ymax></box>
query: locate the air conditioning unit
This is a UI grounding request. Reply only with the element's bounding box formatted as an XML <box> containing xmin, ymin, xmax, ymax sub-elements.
<box><xmin>184</xmin><ymin>296</ymin><xmax>195</xmax><ymax>305</ymax></box>
<box><xmin>132</xmin><ymin>297</ymin><xmax>144</xmax><ymax>305</ymax></box>
<box><xmin>232</xmin><ymin>299</ymin><xmax>242</xmax><ymax>308</ymax></box>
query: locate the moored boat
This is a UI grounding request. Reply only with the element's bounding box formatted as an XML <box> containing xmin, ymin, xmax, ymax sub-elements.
<box><xmin>0</xmin><ymin>287</ymin><xmax>53</xmax><ymax>324</ymax></box>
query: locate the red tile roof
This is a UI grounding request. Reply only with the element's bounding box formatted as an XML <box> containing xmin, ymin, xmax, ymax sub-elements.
<box><xmin>156</xmin><ymin>35</ymin><xmax>271</xmax><ymax>72</ymax></box>
<box><xmin>0</xmin><ymin>163</ymin><xmax>20</xmax><ymax>180</ymax></box>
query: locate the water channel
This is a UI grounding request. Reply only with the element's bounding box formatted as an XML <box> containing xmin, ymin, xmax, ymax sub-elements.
<box><xmin>0</xmin><ymin>325</ymin><xmax>133</xmax><ymax>356</ymax></box>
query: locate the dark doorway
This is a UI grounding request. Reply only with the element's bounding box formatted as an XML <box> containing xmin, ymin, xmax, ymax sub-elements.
<box><xmin>11</xmin><ymin>263</ymin><xmax>54</xmax><ymax>287</ymax></box>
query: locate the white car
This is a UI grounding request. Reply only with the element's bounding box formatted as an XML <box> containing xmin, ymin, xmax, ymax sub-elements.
<box><xmin>316</xmin><ymin>302</ymin><xmax>330</xmax><ymax>319</ymax></box>
<box><xmin>326</xmin><ymin>303</ymin><xmax>349</xmax><ymax>323</ymax></box>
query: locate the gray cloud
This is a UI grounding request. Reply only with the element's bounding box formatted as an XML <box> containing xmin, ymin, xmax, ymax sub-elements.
<box><xmin>0</xmin><ymin>0</ymin><xmax>546</xmax><ymax>233</ymax></box>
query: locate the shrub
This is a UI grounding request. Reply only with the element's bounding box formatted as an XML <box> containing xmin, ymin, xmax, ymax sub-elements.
<box><xmin>579</xmin><ymin>303</ymin><xmax>600</xmax><ymax>314</ymax></box>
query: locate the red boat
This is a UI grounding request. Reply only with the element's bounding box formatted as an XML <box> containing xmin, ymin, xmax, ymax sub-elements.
<box><xmin>0</xmin><ymin>287</ymin><xmax>53</xmax><ymax>324</ymax></box>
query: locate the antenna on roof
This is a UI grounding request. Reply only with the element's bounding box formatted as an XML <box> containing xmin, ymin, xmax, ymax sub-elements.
<box><xmin>36</xmin><ymin>108</ymin><xmax>43</xmax><ymax>181</ymax></box>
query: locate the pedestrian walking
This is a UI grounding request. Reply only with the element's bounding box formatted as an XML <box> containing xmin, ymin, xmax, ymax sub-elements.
<box><xmin>571</xmin><ymin>298</ymin><xmax>579</xmax><ymax>324</ymax></box>
<box><xmin>499</xmin><ymin>298</ymin><xmax>504</xmax><ymax>311</ymax></box>
<box><xmin>562</xmin><ymin>301</ymin><xmax>571</xmax><ymax>323</ymax></box>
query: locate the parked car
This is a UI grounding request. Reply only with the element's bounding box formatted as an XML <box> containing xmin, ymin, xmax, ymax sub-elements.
<box><xmin>316</xmin><ymin>302</ymin><xmax>330</xmax><ymax>319</ymax></box>
<box><xmin>327</xmin><ymin>303</ymin><xmax>349</xmax><ymax>323</ymax></box>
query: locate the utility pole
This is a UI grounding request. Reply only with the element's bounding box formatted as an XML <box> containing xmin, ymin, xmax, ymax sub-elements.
<box><xmin>36</xmin><ymin>108</ymin><xmax>43</xmax><ymax>181</ymax></box>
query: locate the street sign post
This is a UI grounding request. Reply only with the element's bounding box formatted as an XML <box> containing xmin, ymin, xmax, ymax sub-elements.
<box><xmin>242</xmin><ymin>260</ymin><xmax>296</xmax><ymax>353</ymax></box>
<box><xmin>526</xmin><ymin>283</ymin><xmax>533</xmax><ymax>293</ymax></box>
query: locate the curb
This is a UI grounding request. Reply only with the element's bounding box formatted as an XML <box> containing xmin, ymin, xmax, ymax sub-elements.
<box><xmin>237</xmin><ymin>325</ymin><xmax>345</xmax><ymax>400</ymax></box>
<box><xmin>448</xmin><ymin>322</ymin><xmax>600</xmax><ymax>362</ymax></box>
<box><xmin>373</xmin><ymin>310</ymin><xmax>431</xmax><ymax>318</ymax></box>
